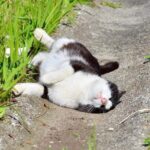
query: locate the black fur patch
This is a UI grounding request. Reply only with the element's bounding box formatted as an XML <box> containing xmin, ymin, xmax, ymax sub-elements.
<box><xmin>76</xmin><ymin>104</ymin><xmax>110</xmax><ymax>113</ymax></box>
<box><xmin>63</xmin><ymin>42</ymin><xmax>119</xmax><ymax>75</ymax></box>
<box><xmin>63</xmin><ymin>42</ymin><xmax>102</xmax><ymax>75</ymax></box>
<box><xmin>100</xmin><ymin>61</ymin><xmax>119</xmax><ymax>74</ymax></box>
<box><xmin>70</xmin><ymin>60</ymin><xmax>98</xmax><ymax>75</ymax></box>
<box><xmin>108</xmin><ymin>81</ymin><xmax>119</xmax><ymax>105</ymax></box>
<box><xmin>41</xmin><ymin>85</ymin><xmax>49</xmax><ymax>99</ymax></box>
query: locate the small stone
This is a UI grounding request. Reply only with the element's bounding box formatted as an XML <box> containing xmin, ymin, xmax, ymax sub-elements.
<box><xmin>108</xmin><ymin>128</ymin><xmax>114</xmax><ymax>131</ymax></box>
<box><xmin>49</xmin><ymin>141</ymin><xmax>54</xmax><ymax>144</ymax></box>
<box><xmin>32</xmin><ymin>144</ymin><xmax>38</xmax><ymax>148</ymax></box>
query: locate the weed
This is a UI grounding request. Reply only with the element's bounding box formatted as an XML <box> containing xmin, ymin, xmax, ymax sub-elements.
<box><xmin>144</xmin><ymin>137</ymin><xmax>150</xmax><ymax>150</ymax></box>
<box><xmin>0</xmin><ymin>0</ymin><xmax>90</xmax><ymax>102</ymax></box>
<box><xmin>100</xmin><ymin>1</ymin><xmax>122</xmax><ymax>9</ymax></box>
<box><xmin>72</xmin><ymin>131</ymin><xmax>80</xmax><ymax>138</ymax></box>
<box><xmin>144</xmin><ymin>55</ymin><xmax>150</xmax><ymax>64</ymax></box>
<box><xmin>87</xmin><ymin>126</ymin><xmax>96</xmax><ymax>150</ymax></box>
<box><xmin>144</xmin><ymin>55</ymin><xmax>150</xmax><ymax>60</ymax></box>
<box><xmin>0</xmin><ymin>106</ymin><xmax>7</xmax><ymax>118</ymax></box>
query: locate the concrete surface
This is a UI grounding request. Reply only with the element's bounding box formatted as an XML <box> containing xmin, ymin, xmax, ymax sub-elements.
<box><xmin>0</xmin><ymin>0</ymin><xmax>150</xmax><ymax>149</ymax></box>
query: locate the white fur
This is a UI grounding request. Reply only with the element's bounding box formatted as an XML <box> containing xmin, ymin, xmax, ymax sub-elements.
<box><xmin>48</xmin><ymin>71</ymin><xmax>112</xmax><ymax>109</ymax></box>
<box><xmin>70</xmin><ymin>55</ymin><xmax>88</xmax><ymax>65</ymax></box>
<box><xmin>13</xmin><ymin>83</ymin><xmax>44</xmax><ymax>97</ymax></box>
<box><xmin>39</xmin><ymin>62</ymin><xmax>74</xmax><ymax>84</ymax></box>
<box><xmin>31</xmin><ymin>52</ymin><xmax>49</xmax><ymax>66</ymax></box>
<box><xmin>105</xmin><ymin>100</ymin><xmax>113</xmax><ymax>110</ymax></box>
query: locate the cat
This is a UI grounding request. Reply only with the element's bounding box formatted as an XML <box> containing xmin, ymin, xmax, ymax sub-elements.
<box><xmin>13</xmin><ymin>28</ymin><xmax>119</xmax><ymax>113</ymax></box>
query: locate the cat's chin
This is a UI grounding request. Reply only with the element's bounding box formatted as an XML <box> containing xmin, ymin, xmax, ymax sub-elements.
<box><xmin>105</xmin><ymin>100</ymin><xmax>113</xmax><ymax>110</ymax></box>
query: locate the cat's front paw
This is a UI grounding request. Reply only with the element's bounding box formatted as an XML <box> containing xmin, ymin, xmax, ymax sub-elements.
<box><xmin>31</xmin><ymin>52</ymin><xmax>46</xmax><ymax>66</ymax></box>
<box><xmin>12</xmin><ymin>83</ymin><xmax>24</xmax><ymax>96</ymax></box>
<box><xmin>40</xmin><ymin>75</ymin><xmax>57</xmax><ymax>85</ymax></box>
<box><xmin>31</xmin><ymin>54</ymin><xmax>41</xmax><ymax>66</ymax></box>
<box><xmin>34</xmin><ymin>28</ymin><xmax>46</xmax><ymax>41</ymax></box>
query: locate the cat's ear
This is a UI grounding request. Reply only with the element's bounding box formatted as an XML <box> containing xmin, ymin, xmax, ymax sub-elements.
<box><xmin>100</xmin><ymin>61</ymin><xmax>119</xmax><ymax>75</ymax></box>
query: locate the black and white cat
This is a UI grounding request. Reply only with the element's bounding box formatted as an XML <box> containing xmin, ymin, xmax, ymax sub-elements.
<box><xmin>13</xmin><ymin>28</ymin><xmax>119</xmax><ymax>113</ymax></box>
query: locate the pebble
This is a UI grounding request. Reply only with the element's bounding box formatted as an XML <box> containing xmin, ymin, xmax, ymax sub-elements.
<box><xmin>108</xmin><ymin>127</ymin><xmax>114</xmax><ymax>131</ymax></box>
<box><xmin>49</xmin><ymin>141</ymin><xmax>54</xmax><ymax>144</ymax></box>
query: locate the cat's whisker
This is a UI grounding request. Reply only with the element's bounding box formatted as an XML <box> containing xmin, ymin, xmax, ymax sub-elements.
<box><xmin>88</xmin><ymin>106</ymin><xmax>94</xmax><ymax>113</ymax></box>
<box><xmin>82</xmin><ymin>105</ymin><xmax>89</xmax><ymax>112</ymax></box>
<box><xmin>87</xmin><ymin>105</ymin><xmax>93</xmax><ymax>112</ymax></box>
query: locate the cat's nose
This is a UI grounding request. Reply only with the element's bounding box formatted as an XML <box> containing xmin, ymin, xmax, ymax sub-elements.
<box><xmin>98</xmin><ymin>95</ymin><xmax>107</xmax><ymax>105</ymax></box>
<box><xmin>101</xmin><ymin>98</ymin><xmax>107</xmax><ymax>105</ymax></box>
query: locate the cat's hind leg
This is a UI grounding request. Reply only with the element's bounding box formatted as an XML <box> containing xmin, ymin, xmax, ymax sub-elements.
<box><xmin>40</xmin><ymin>63</ymin><xmax>74</xmax><ymax>85</ymax></box>
<box><xmin>34</xmin><ymin>28</ymin><xmax>54</xmax><ymax>49</ymax></box>
<box><xmin>100</xmin><ymin>61</ymin><xmax>119</xmax><ymax>75</ymax></box>
<box><xmin>13</xmin><ymin>83</ymin><xmax>44</xmax><ymax>97</ymax></box>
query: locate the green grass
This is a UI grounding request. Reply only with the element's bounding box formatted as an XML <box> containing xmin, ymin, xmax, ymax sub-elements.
<box><xmin>87</xmin><ymin>127</ymin><xmax>96</xmax><ymax>150</ymax></box>
<box><xmin>144</xmin><ymin>137</ymin><xmax>150</xmax><ymax>150</ymax></box>
<box><xmin>144</xmin><ymin>55</ymin><xmax>150</xmax><ymax>60</ymax></box>
<box><xmin>100</xmin><ymin>1</ymin><xmax>122</xmax><ymax>9</ymax></box>
<box><xmin>0</xmin><ymin>0</ymin><xmax>92</xmax><ymax>103</ymax></box>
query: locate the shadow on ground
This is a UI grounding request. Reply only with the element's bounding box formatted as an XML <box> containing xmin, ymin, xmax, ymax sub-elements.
<box><xmin>0</xmin><ymin>0</ymin><xmax>150</xmax><ymax>149</ymax></box>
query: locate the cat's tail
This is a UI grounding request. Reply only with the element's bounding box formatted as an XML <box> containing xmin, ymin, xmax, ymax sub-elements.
<box><xmin>100</xmin><ymin>61</ymin><xmax>119</xmax><ymax>75</ymax></box>
<box><xmin>34</xmin><ymin>28</ymin><xmax>54</xmax><ymax>49</ymax></box>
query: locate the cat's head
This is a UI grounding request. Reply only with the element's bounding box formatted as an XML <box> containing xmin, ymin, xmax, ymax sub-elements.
<box><xmin>77</xmin><ymin>79</ymin><xmax>119</xmax><ymax>113</ymax></box>
<box><xmin>91</xmin><ymin>80</ymin><xmax>119</xmax><ymax>113</ymax></box>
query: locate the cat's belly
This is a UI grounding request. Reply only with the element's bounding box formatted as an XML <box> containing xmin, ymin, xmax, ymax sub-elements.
<box><xmin>47</xmin><ymin>80</ymin><xmax>82</xmax><ymax>108</ymax></box>
<box><xmin>47</xmin><ymin>72</ymin><xmax>97</xmax><ymax>108</ymax></box>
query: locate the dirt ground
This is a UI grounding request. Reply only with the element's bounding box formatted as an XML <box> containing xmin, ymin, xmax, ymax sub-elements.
<box><xmin>0</xmin><ymin>0</ymin><xmax>150</xmax><ymax>150</ymax></box>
